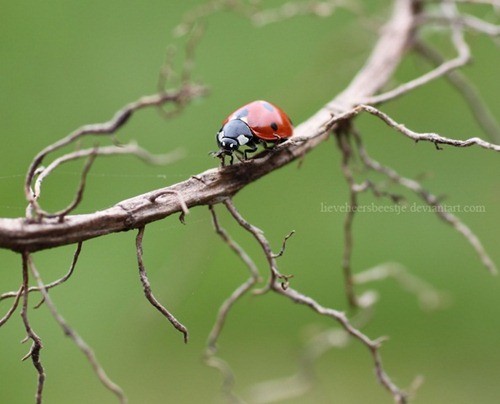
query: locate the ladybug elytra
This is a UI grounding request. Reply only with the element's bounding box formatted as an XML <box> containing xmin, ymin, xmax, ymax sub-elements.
<box><xmin>214</xmin><ymin>100</ymin><xmax>293</xmax><ymax>164</ymax></box>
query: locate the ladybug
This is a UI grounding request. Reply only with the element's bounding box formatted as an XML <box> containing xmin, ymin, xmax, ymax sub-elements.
<box><xmin>214</xmin><ymin>100</ymin><xmax>293</xmax><ymax>164</ymax></box>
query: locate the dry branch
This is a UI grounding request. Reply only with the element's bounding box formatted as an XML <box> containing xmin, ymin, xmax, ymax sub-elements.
<box><xmin>356</xmin><ymin>104</ymin><xmax>500</xmax><ymax>153</ymax></box>
<box><xmin>33</xmin><ymin>144</ymin><xmax>184</xmax><ymax>205</ymax></box>
<box><xmin>350</xmin><ymin>126</ymin><xmax>498</xmax><ymax>275</ymax></box>
<box><xmin>204</xmin><ymin>205</ymin><xmax>260</xmax><ymax>402</ymax></box>
<box><xmin>414</xmin><ymin>40</ymin><xmax>500</xmax><ymax>143</ymax></box>
<box><xmin>0</xmin><ymin>286</ymin><xmax>22</xmax><ymax>327</ymax></box>
<box><xmin>353</xmin><ymin>262</ymin><xmax>448</xmax><ymax>311</ymax></box>
<box><xmin>26</xmin><ymin>254</ymin><xmax>127</xmax><ymax>404</ymax></box>
<box><xmin>23</xmin><ymin>84</ymin><xmax>207</xmax><ymax>221</ymax></box>
<box><xmin>220</xmin><ymin>198</ymin><xmax>407</xmax><ymax>402</ymax></box>
<box><xmin>0</xmin><ymin>0</ymin><xmax>419</xmax><ymax>252</ymax></box>
<box><xmin>20</xmin><ymin>253</ymin><xmax>45</xmax><ymax>404</ymax></box>
<box><xmin>0</xmin><ymin>242</ymin><xmax>82</xmax><ymax>307</ymax></box>
<box><xmin>135</xmin><ymin>227</ymin><xmax>189</xmax><ymax>342</ymax></box>
<box><xmin>337</xmin><ymin>132</ymin><xmax>361</xmax><ymax>308</ymax></box>
<box><xmin>206</xmin><ymin>205</ymin><xmax>261</xmax><ymax>352</ymax></box>
<box><xmin>365</xmin><ymin>1</ymin><xmax>469</xmax><ymax>105</ymax></box>
<box><xmin>248</xmin><ymin>327</ymin><xmax>350</xmax><ymax>403</ymax></box>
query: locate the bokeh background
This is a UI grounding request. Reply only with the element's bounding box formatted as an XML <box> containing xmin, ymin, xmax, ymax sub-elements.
<box><xmin>1</xmin><ymin>1</ymin><xmax>499</xmax><ymax>403</ymax></box>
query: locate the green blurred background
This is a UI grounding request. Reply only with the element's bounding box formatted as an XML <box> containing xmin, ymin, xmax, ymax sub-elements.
<box><xmin>1</xmin><ymin>1</ymin><xmax>499</xmax><ymax>403</ymax></box>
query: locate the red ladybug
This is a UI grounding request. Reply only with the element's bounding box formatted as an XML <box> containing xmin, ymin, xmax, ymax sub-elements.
<box><xmin>215</xmin><ymin>100</ymin><xmax>293</xmax><ymax>164</ymax></box>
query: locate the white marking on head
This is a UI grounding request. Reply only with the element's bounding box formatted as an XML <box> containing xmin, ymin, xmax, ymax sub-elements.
<box><xmin>237</xmin><ymin>134</ymin><xmax>249</xmax><ymax>145</ymax></box>
<box><xmin>218</xmin><ymin>131</ymin><xmax>225</xmax><ymax>142</ymax></box>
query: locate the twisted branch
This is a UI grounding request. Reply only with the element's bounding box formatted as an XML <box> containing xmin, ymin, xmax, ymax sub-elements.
<box><xmin>365</xmin><ymin>1</ymin><xmax>469</xmax><ymax>105</ymax></box>
<box><xmin>0</xmin><ymin>0</ymin><xmax>420</xmax><ymax>252</ymax></box>
<box><xmin>0</xmin><ymin>242</ymin><xmax>82</xmax><ymax>308</ymax></box>
<box><xmin>204</xmin><ymin>205</ymin><xmax>261</xmax><ymax>402</ymax></box>
<box><xmin>223</xmin><ymin>199</ymin><xmax>408</xmax><ymax>403</ymax></box>
<box><xmin>0</xmin><ymin>286</ymin><xmax>22</xmax><ymax>327</ymax></box>
<box><xmin>135</xmin><ymin>227</ymin><xmax>189</xmax><ymax>343</ymax></box>
<box><xmin>351</xmin><ymin>126</ymin><xmax>498</xmax><ymax>274</ymax></box>
<box><xmin>24</xmin><ymin>84</ymin><xmax>207</xmax><ymax>220</ymax></box>
<box><xmin>26</xmin><ymin>254</ymin><xmax>127</xmax><ymax>403</ymax></box>
<box><xmin>20</xmin><ymin>253</ymin><xmax>45</xmax><ymax>404</ymax></box>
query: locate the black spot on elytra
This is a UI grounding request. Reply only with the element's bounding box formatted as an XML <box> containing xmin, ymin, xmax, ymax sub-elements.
<box><xmin>262</xmin><ymin>102</ymin><xmax>274</xmax><ymax>112</ymax></box>
<box><xmin>270</xmin><ymin>122</ymin><xmax>278</xmax><ymax>131</ymax></box>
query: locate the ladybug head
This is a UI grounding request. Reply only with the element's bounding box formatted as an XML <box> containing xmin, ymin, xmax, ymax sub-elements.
<box><xmin>218</xmin><ymin>137</ymin><xmax>238</xmax><ymax>151</ymax></box>
<box><xmin>217</xmin><ymin>119</ymin><xmax>253</xmax><ymax>152</ymax></box>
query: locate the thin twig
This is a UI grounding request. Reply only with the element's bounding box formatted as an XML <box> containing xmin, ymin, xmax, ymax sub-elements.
<box><xmin>336</xmin><ymin>125</ymin><xmax>441</xmax><ymax>308</ymax></box>
<box><xmin>180</xmin><ymin>21</ymin><xmax>204</xmax><ymax>85</ymax></box>
<box><xmin>204</xmin><ymin>355</ymin><xmax>244</xmax><ymax>404</ymax></box>
<box><xmin>34</xmin><ymin>144</ymin><xmax>185</xmax><ymax>202</ymax></box>
<box><xmin>135</xmin><ymin>227</ymin><xmax>189</xmax><ymax>343</ymax></box>
<box><xmin>224</xmin><ymin>200</ymin><xmax>293</xmax><ymax>292</ymax></box>
<box><xmin>424</xmin><ymin>12</ymin><xmax>500</xmax><ymax>36</ymax></box>
<box><xmin>157</xmin><ymin>45</ymin><xmax>177</xmax><ymax>94</ymax></box>
<box><xmin>248</xmin><ymin>327</ymin><xmax>350</xmax><ymax>403</ymax></box>
<box><xmin>26</xmin><ymin>254</ymin><xmax>127</xmax><ymax>404</ymax></box>
<box><xmin>274</xmin><ymin>285</ymin><xmax>407</xmax><ymax>403</ymax></box>
<box><xmin>250</xmin><ymin>0</ymin><xmax>359</xmax><ymax>26</ymax></box>
<box><xmin>24</xmin><ymin>84</ymin><xmax>207</xmax><ymax>216</ymax></box>
<box><xmin>57</xmin><ymin>151</ymin><xmax>97</xmax><ymax>221</ymax></box>
<box><xmin>286</xmin><ymin>108</ymin><xmax>366</xmax><ymax>144</ymax></box>
<box><xmin>0</xmin><ymin>285</ymin><xmax>23</xmax><ymax>327</ymax></box>
<box><xmin>223</xmin><ymin>199</ymin><xmax>407</xmax><ymax>403</ymax></box>
<box><xmin>174</xmin><ymin>0</ymin><xmax>259</xmax><ymax>37</ymax></box>
<box><xmin>175</xmin><ymin>0</ymin><xmax>360</xmax><ymax>31</ymax></box>
<box><xmin>31</xmin><ymin>142</ymin><xmax>184</xmax><ymax>220</ymax></box>
<box><xmin>29</xmin><ymin>149</ymin><xmax>98</xmax><ymax>221</ymax></box>
<box><xmin>413</xmin><ymin>40</ymin><xmax>500</xmax><ymax>143</ymax></box>
<box><xmin>460</xmin><ymin>14</ymin><xmax>500</xmax><ymax>36</ymax></box>
<box><xmin>34</xmin><ymin>242</ymin><xmax>83</xmax><ymax>308</ymax></box>
<box><xmin>365</xmin><ymin>2</ymin><xmax>469</xmax><ymax>105</ymax></box>
<box><xmin>207</xmin><ymin>278</ymin><xmax>258</xmax><ymax>352</ymax></box>
<box><xmin>207</xmin><ymin>204</ymin><xmax>260</xmax><ymax>351</ymax></box>
<box><xmin>354</xmin><ymin>262</ymin><xmax>448</xmax><ymax>311</ymax></box>
<box><xmin>271</xmin><ymin>230</ymin><xmax>295</xmax><ymax>259</ymax></box>
<box><xmin>1</xmin><ymin>243</ymin><xmax>82</xmax><ymax>305</ymax></box>
<box><xmin>205</xmin><ymin>205</ymin><xmax>261</xmax><ymax>402</ymax></box>
<box><xmin>20</xmin><ymin>252</ymin><xmax>45</xmax><ymax>404</ymax></box>
<box><xmin>158</xmin><ymin>23</ymin><xmax>207</xmax><ymax>119</ymax></box>
<box><xmin>356</xmin><ymin>104</ymin><xmax>500</xmax><ymax>152</ymax></box>
<box><xmin>351</xmin><ymin>127</ymin><xmax>498</xmax><ymax>274</ymax></box>
<box><xmin>445</xmin><ymin>0</ymin><xmax>500</xmax><ymax>5</ymax></box>
<box><xmin>149</xmin><ymin>190</ymin><xmax>189</xmax><ymax>224</ymax></box>
<box><xmin>336</xmin><ymin>132</ymin><xmax>360</xmax><ymax>308</ymax></box>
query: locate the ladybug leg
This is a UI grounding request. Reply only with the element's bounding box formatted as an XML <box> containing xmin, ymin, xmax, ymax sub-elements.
<box><xmin>217</xmin><ymin>153</ymin><xmax>229</xmax><ymax>167</ymax></box>
<box><xmin>221</xmin><ymin>152</ymin><xmax>236</xmax><ymax>166</ymax></box>
<box><xmin>242</xmin><ymin>142</ymin><xmax>258</xmax><ymax>160</ymax></box>
<box><xmin>263</xmin><ymin>138</ymin><xmax>283</xmax><ymax>151</ymax></box>
<box><xmin>233</xmin><ymin>150</ymin><xmax>245</xmax><ymax>163</ymax></box>
<box><xmin>211</xmin><ymin>149</ymin><xmax>229</xmax><ymax>167</ymax></box>
<box><xmin>262</xmin><ymin>134</ymin><xmax>283</xmax><ymax>151</ymax></box>
<box><xmin>261</xmin><ymin>141</ymin><xmax>275</xmax><ymax>150</ymax></box>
